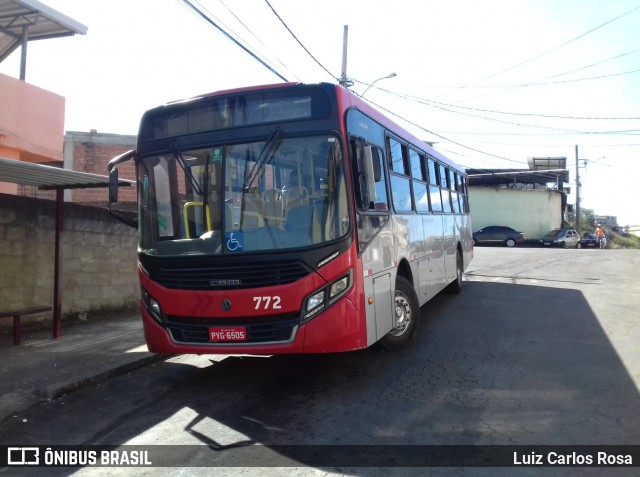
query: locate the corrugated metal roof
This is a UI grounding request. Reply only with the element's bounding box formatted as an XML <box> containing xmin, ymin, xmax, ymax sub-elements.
<box><xmin>466</xmin><ymin>168</ymin><xmax>569</xmax><ymax>187</ymax></box>
<box><xmin>0</xmin><ymin>157</ymin><xmax>134</xmax><ymax>190</ymax></box>
<box><xmin>0</xmin><ymin>0</ymin><xmax>87</xmax><ymax>62</ymax></box>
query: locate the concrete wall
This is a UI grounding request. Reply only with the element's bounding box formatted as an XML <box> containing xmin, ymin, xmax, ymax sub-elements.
<box><xmin>0</xmin><ymin>194</ymin><xmax>139</xmax><ymax>329</ymax></box>
<box><xmin>0</xmin><ymin>73</ymin><xmax>66</xmax><ymax>196</ymax></box>
<box><xmin>0</xmin><ymin>73</ymin><xmax>65</xmax><ymax>165</ymax></box>
<box><xmin>469</xmin><ymin>187</ymin><xmax>564</xmax><ymax>240</ymax></box>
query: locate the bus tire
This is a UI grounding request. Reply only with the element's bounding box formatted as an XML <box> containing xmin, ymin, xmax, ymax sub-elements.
<box><xmin>380</xmin><ymin>276</ymin><xmax>419</xmax><ymax>351</ymax></box>
<box><xmin>445</xmin><ymin>249</ymin><xmax>463</xmax><ymax>294</ymax></box>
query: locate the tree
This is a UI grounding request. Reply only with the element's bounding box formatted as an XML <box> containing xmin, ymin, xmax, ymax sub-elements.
<box><xmin>580</xmin><ymin>208</ymin><xmax>595</xmax><ymax>232</ymax></box>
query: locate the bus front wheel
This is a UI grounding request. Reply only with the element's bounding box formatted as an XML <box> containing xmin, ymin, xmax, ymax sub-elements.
<box><xmin>380</xmin><ymin>276</ymin><xmax>419</xmax><ymax>351</ymax></box>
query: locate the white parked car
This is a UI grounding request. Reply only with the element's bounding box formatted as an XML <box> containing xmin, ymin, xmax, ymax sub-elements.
<box><xmin>539</xmin><ymin>229</ymin><xmax>582</xmax><ymax>248</ymax></box>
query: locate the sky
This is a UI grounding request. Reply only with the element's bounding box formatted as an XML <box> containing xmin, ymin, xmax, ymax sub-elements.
<box><xmin>2</xmin><ymin>0</ymin><xmax>639</xmax><ymax>226</ymax></box>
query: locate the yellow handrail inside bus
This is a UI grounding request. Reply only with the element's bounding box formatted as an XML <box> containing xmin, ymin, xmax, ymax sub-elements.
<box><xmin>182</xmin><ymin>201</ymin><xmax>212</xmax><ymax>238</ymax></box>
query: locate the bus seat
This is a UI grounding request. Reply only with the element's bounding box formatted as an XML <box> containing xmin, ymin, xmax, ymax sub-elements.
<box><xmin>284</xmin><ymin>186</ymin><xmax>309</xmax><ymax>209</ymax></box>
<box><xmin>263</xmin><ymin>189</ymin><xmax>284</xmax><ymax>228</ymax></box>
<box><xmin>285</xmin><ymin>204</ymin><xmax>320</xmax><ymax>245</ymax></box>
<box><xmin>240</xmin><ymin>195</ymin><xmax>264</xmax><ymax>229</ymax></box>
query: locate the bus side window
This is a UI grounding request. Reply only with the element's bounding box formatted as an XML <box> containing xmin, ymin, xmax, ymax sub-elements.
<box><xmin>387</xmin><ymin>136</ymin><xmax>412</xmax><ymax>212</ymax></box>
<box><xmin>353</xmin><ymin>139</ymin><xmax>388</xmax><ymax>212</ymax></box>
<box><xmin>370</xmin><ymin>147</ymin><xmax>388</xmax><ymax>211</ymax></box>
<box><xmin>410</xmin><ymin>149</ymin><xmax>429</xmax><ymax>213</ymax></box>
<box><xmin>427</xmin><ymin>157</ymin><xmax>442</xmax><ymax>213</ymax></box>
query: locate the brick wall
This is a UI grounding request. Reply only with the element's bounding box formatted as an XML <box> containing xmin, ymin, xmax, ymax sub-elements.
<box><xmin>65</xmin><ymin>131</ymin><xmax>138</xmax><ymax>204</ymax></box>
<box><xmin>0</xmin><ymin>193</ymin><xmax>139</xmax><ymax>330</ymax></box>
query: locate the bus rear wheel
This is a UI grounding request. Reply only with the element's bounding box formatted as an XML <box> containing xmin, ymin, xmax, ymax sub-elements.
<box><xmin>380</xmin><ymin>276</ymin><xmax>419</xmax><ymax>351</ymax></box>
<box><xmin>445</xmin><ymin>249</ymin><xmax>463</xmax><ymax>294</ymax></box>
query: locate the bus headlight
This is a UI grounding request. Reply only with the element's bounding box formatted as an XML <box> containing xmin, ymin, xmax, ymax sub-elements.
<box><xmin>301</xmin><ymin>269</ymin><xmax>352</xmax><ymax>324</ymax></box>
<box><xmin>304</xmin><ymin>291</ymin><xmax>326</xmax><ymax>319</ymax></box>
<box><xmin>330</xmin><ymin>275</ymin><xmax>349</xmax><ymax>298</ymax></box>
<box><xmin>142</xmin><ymin>288</ymin><xmax>163</xmax><ymax>324</ymax></box>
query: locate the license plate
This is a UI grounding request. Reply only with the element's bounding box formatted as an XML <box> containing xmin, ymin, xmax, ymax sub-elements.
<box><xmin>544</xmin><ymin>242</ymin><xmax>551</xmax><ymax>246</ymax></box>
<box><xmin>209</xmin><ymin>326</ymin><xmax>247</xmax><ymax>342</ymax></box>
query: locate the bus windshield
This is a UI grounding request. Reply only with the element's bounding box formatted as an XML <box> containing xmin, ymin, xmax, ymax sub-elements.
<box><xmin>137</xmin><ymin>134</ymin><xmax>349</xmax><ymax>256</ymax></box>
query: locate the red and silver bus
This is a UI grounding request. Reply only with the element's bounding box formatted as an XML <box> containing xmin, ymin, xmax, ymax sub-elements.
<box><xmin>108</xmin><ymin>82</ymin><xmax>473</xmax><ymax>354</ymax></box>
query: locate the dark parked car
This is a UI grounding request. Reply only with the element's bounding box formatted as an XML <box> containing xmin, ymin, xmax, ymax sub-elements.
<box><xmin>473</xmin><ymin>226</ymin><xmax>525</xmax><ymax>247</ymax></box>
<box><xmin>579</xmin><ymin>233</ymin><xmax>599</xmax><ymax>248</ymax></box>
<box><xmin>539</xmin><ymin>229</ymin><xmax>581</xmax><ymax>248</ymax></box>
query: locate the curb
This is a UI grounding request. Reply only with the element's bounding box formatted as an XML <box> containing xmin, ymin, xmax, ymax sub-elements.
<box><xmin>0</xmin><ymin>353</ymin><xmax>172</xmax><ymax>426</ymax></box>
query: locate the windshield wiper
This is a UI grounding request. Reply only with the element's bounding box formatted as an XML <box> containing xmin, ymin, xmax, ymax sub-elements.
<box><xmin>243</xmin><ymin>128</ymin><xmax>282</xmax><ymax>191</ymax></box>
<box><xmin>172</xmin><ymin>144</ymin><xmax>204</xmax><ymax>197</ymax></box>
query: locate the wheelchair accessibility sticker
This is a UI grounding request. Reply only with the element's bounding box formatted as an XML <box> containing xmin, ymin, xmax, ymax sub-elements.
<box><xmin>226</xmin><ymin>232</ymin><xmax>244</xmax><ymax>252</ymax></box>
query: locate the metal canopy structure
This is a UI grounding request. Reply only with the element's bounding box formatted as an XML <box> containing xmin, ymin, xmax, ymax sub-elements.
<box><xmin>0</xmin><ymin>0</ymin><xmax>87</xmax><ymax>76</ymax></box>
<box><xmin>0</xmin><ymin>157</ymin><xmax>134</xmax><ymax>340</ymax></box>
<box><xmin>0</xmin><ymin>156</ymin><xmax>134</xmax><ymax>189</ymax></box>
<box><xmin>466</xmin><ymin>168</ymin><xmax>570</xmax><ymax>188</ymax></box>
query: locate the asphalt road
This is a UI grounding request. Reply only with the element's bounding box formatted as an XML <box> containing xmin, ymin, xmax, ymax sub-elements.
<box><xmin>1</xmin><ymin>248</ymin><xmax>639</xmax><ymax>476</ymax></box>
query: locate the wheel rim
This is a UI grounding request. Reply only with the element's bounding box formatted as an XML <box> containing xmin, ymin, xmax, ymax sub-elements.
<box><xmin>507</xmin><ymin>239</ymin><xmax>515</xmax><ymax>247</ymax></box>
<box><xmin>390</xmin><ymin>292</ymin><xmax>412</xmax><ymax>337</ymax></box>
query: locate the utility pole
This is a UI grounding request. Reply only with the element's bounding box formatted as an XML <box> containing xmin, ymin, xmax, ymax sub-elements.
<box><xmin>575</xmin><ymin>145</ymin><xmax>581</xmax><ymax>234</ymax></box>
<box><xmin>339</xmin><ymin>25</ymin><xmax>350</xmax><ymax>87</ymax></box>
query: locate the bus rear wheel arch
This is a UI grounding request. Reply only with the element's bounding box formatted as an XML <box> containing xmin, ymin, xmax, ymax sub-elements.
<box><xmin>380</xmin><ymin>275</ymin><xmax>419</xmax><ymax>350</ymax></box>
<box><xmin>445</xmin><ymin>247</ymin><xmax>463</xmax><ymax>294</ymax></box>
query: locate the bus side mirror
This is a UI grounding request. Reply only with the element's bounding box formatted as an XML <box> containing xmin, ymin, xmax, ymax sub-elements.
<box><xmin>106</xmin><ymin>149</ymin><xmax>137</xmax><ymax>228</ymax></box>
<box><xmin>107</xmin><ymin>149</ymin><xmax>136</xmax><ymax>204</ymax></box>
<box><xmin>108</xmin><ymin>168</ymin><xmax>119</xmax><ymax>203</ymax></box>
<box><xmin>363</xmin><ymin>145</ymin><xmax>377</xmax><ymax>209</ymax></box>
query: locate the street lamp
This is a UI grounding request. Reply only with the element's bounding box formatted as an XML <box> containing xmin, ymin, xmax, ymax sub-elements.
<box><xmin>361</xmin><ymin>72</ymin><xmax>397</xmax><ymax>98</ymax></box>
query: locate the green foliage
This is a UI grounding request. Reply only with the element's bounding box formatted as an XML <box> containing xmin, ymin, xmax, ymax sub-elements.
<box><xmin>579</xmin><ymin>208</ymin><xmax>596</xmax><ymax>232</ymax></box>
<box><xmin>609</xmin><ymin>231</ymin><xmax>640</xmax><ymax>249</ymax></box>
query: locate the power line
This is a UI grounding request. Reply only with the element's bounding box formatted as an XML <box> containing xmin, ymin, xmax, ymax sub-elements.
<box><xmin>213</xmin><ymin>0</ymin><xmax>301</xmax><ymax>82</ymax></box>
<box><xmin>363</xmin><ymin>83</ymin><xmax>640</xmax><ymax>137</ymax></box>
<box><xmin>419</xmin><ymin>92</ymin><xmax>640</xmax><ymax>121</ymax></box>
<box><xmin>360</xmin><ymin>81</ymin><xmax>640</xmax><ymax>121</ymax></box>
<box><xmin>439</xmin><ymin>3</ymin><xmax>640</xmax><ymax>96</ymax></box>
<box><xmin>460</xmin><ymin>46</ymin><xmax>640</xmax><ymax>101</ymax></box>
<box><xmin>179</xmin><ymin>0</ymin><xmax>289</xmax><ymax>82</ymax></box>
<box><xmin>483</xmin><ymin>4</ymin><xmax>640</xmax><ymax>81</ymax></box>
<box><xmin>396</xmin><ymin>67</ymin><xmax>640</xmax><ymax>91</ymax></box>
<box><xmin>364</xmin><ymin>98</ymin><xmax>527</xmax><ymax>166</ymax></box>
<box><xmin>443</xmin><ymin>137</ymin><xmax>640</xmax><ymax>148</ymax></box>
<box><xmin>527</xmin><ymin>47</ymin><xmax>640</xmax><ymax>85</ymax></box>
<box><xmin>263</xmin><ymin>0</ymin><xmax>338</xmax><ymax>82</ymax></box>
<box><xmin>514</xmin><ymin>68</ymin><xmax>640</xmax><ymax>87</ymax></box>
<box><xmin>368</xmin><ymin>85</ymin><xmax>640</xmax><ymax>135</ymax></box>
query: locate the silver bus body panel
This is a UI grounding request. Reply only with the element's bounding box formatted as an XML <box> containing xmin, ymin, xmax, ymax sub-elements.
<box><xmin>361</xmin><ymin>210</ymin><xmax>473</xmax><ymax>346</ymax></box>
